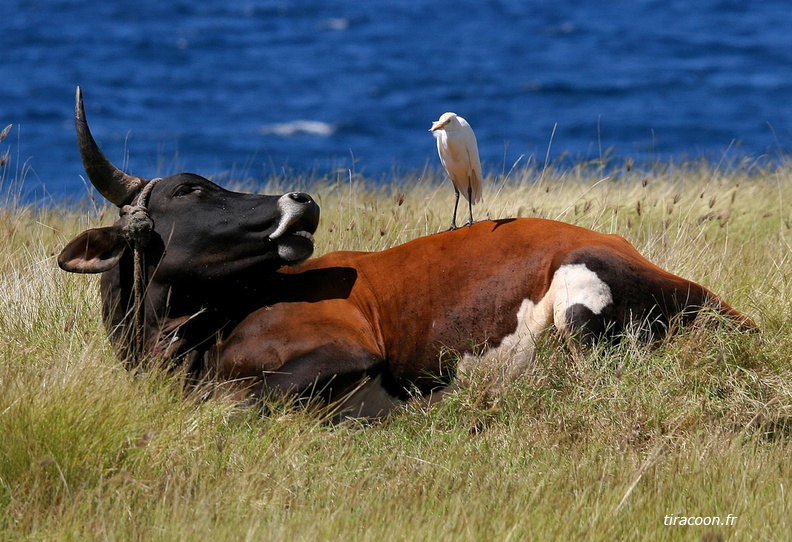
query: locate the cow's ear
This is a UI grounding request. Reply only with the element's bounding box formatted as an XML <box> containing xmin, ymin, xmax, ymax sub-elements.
<box><xmin>58</xmin><ymin>227</ymin><xmax>128</xmax><ymax>273</ymax></box>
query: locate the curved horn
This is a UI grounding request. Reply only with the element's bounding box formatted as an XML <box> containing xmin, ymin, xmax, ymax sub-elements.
<box><xmin>75</xmin><ymin>87</ymin><xmax>145</xmax><ymax>206</ymax></box>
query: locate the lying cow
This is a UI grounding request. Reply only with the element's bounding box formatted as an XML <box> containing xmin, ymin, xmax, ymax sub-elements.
<box><xmin>59</xmin><ymin>88</ymin><xmax>757</xmax><ymax>418</ymax></box>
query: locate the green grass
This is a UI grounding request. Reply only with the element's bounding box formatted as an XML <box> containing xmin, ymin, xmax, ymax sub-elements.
<box><xmin>1</xmin><ymin>154</ymin><xmax>791</xmax><ymax>540</ymax></box>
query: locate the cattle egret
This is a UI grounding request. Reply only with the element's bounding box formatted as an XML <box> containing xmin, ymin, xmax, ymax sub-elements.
<box><xmin>430</xmin><ymin>112</ymin><xmax>483</xmax><ymax>229</ymax></box>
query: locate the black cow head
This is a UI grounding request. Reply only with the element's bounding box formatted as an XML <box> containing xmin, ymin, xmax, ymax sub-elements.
<box><xmin>58</xmin><ymin>87</ymin><xmax>320</xmax><ymax>282</ymax></box>
<box><xmin>57</xmin><ymin>88</ymin><xmax>321</xmax><ymax>367</ymax></box>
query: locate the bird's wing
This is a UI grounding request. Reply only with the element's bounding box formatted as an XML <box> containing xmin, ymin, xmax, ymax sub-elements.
<box><xmin>460</xmin><ymin>126</ymin><xmax>483</xmax><ymax>204</ymax></box>
<box><xmin>437</xmin><ymin>135</ymin><xmax>468</xmax><ymax>190</ymax></box>
<box><xmin>435</xmin><ymin>132</ymin><xmax>453</xmax><ymax>172</ymax></box>
<box><xmin>436</xmin><ymin>125</ymin><xmax>483</xmax><ymax>204</ymax></box>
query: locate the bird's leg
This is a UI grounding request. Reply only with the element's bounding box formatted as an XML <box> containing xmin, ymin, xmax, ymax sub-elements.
<box><xmin>466</xmin><ymin>183</ymin><xmax>474</xmax><ymax>227</ymax></box>
<box><xmin>449</xmin><ymin>188</ymin><xmax>460</xmax><ymax>230</ymax></box>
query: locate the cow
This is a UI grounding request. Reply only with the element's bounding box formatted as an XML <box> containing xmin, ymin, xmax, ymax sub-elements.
<box><xmin>59</xmin><ymin>88</ymin><xmax>757</xmax><ymax>418</ymax></box>
<box><xmin>58</xmin><ymin>88</ymin><xmax>321</xmax><ymax>370</ymax></box>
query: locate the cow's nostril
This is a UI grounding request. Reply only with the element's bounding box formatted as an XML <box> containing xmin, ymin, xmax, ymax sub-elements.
<box><xmin>288</xmin><ymin>192</ymin><xmax>313</xmax><ymax>204</ymax></box>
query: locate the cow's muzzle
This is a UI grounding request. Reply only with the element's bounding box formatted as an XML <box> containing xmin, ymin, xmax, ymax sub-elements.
<box><xmin>268</xmin><ymin>192</ymin><xmax>320</xmax><ymax>241</ymax></box>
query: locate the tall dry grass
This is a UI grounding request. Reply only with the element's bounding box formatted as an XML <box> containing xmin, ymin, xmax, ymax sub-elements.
<box><xmin>1</xmin><ymin>149</ymin><xmax>791</xmax><ymax>540</ymax></box>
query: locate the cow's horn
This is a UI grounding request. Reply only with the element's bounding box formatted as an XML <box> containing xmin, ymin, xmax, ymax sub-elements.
<box><xmin>75</xmin><ymin>87</ymin><xmax>145</xmax><ymax>206</ymax></box>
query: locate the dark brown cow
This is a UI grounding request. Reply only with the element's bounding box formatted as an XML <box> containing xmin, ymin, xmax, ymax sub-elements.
<box><xmin>59</xmin><ymin>89</ymin><xmax>757</xmax><ymax>418</ymax></box>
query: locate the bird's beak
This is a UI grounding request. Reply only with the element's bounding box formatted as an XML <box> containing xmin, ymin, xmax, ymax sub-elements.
<box><xmin>430</xmin><ymin>121</ymin><xmax>443</xmax><ymax>132</ymax></box>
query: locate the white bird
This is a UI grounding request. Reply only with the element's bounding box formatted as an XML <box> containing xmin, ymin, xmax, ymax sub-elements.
<box><xmin>430</xmin><ymin>112</ymin><xmax>483</xmax><ymax>229</ymax></box>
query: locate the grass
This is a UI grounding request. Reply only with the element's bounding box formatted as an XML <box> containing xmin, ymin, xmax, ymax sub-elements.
<box><xmin>1</xmin><ymin>150</ymin><xmax>791</xmax><ymax>540</ymax></box>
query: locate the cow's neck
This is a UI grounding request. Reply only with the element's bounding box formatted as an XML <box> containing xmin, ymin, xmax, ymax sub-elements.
<box><xmin>100</xmin><ymin>258</ymin><xmax>174</xmax><ymax>365</ymax></box>
<box><xmin>100</xmin><ymin>253</ymin><xmax>293</xmax><ymax>371</ymax></box>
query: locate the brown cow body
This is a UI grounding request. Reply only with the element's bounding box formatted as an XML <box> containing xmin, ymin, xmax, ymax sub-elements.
<box><xmin>215</xmin><ymin>218</ymin><xmax>755</xmax><ymax>417</ymax></box>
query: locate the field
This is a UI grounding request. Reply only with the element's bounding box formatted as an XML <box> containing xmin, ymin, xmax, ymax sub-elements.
<box><xmin>1</xmin><ymin>153</ymin><xmax>791</xmax><ymax>540</ymax></box>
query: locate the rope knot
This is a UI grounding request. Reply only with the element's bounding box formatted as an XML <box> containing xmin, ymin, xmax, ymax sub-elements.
<box><xmin>122</xmin><ymin>176</ymin><xmax>163</xmax><ymax>366</ymax></box>
<box><xmin>120</xmin><ymin>204</ymin><xmax>155</xmax><ymax>247</ymax></box>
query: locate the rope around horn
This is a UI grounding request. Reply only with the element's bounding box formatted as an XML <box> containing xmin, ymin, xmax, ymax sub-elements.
<box><xmin>119</xmin><ymin>178</ymin><xmax>162</xmax><ymax>365</ymax></box>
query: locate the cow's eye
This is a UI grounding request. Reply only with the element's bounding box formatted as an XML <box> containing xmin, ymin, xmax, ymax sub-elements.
<box><xmin>173</xmin><ymin>184</ymin><xmax>199</xmax><ymax>197</ymax></box>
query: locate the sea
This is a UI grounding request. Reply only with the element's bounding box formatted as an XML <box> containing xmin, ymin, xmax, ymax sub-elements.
<box><xmin>3</xmin><ymin>0</ymin><xmax>792</xmax><ymax>203</ymax></box>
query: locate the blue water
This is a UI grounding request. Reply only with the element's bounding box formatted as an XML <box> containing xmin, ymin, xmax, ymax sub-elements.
<box><xmin>3</xmin><ymin>0</ymin><xmax>792</xmax><ymax>203</ymax></box>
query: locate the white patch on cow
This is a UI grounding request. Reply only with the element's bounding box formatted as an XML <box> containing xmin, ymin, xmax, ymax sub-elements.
<box><xmin>457</xmin><ymin>295</ymin><xmax>555</xmax><ymax>390</ymax></box>
<box><xmin>548</xmin><ymin>263</ymin><xmax>612</xmax><ymax>335</ymax></box>
<box><xmin>456</xmin><ymin>263</ymin><xmax>612</xmax><ymax>390</ymax></box>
